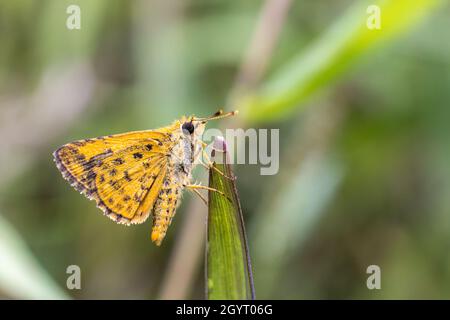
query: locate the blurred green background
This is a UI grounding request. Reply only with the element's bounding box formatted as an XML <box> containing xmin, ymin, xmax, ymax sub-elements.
<box><xmin>1</xmin><ymin>0</ymin><xmax>450</xmax><ymax>299</ymax></box>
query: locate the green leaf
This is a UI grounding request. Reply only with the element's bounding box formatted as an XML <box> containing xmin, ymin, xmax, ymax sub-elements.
<box><xmin>206</xmin><ymin>137</ymin><xmax>255</xmax><ymax>300</ymax></box>
<box><xmin>239</xmin><ymin>0</ymin><xmax>443</xmax><ymax>124</ymax></box>
<box><xmin>0</xmin><ymin>214</ymin><xmax>69</xmax><ymax>299</ymax></box>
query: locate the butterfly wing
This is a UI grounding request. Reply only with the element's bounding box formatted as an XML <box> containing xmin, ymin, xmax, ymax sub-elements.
<box><xmin>53</xmin><ymin>127</ymin><xmax>176</xmax><ymax>224</ymax></box>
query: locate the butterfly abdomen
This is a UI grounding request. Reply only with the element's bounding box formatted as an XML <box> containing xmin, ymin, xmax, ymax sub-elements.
<box><xmin>151</xmin><ymin>182</ymin><xmax>182</xmax><ymax>246</ymax></box>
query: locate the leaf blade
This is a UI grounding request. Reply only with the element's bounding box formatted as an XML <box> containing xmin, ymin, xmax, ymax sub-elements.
<box><xmin>206</xmin><ymin>138</ymin><xmax>255</xmax><ymax>300</ymax></box>
<box><xmin>239</xmin><ymin>0</ymin><xmax>443</xmax><ymax>124</ymax></box>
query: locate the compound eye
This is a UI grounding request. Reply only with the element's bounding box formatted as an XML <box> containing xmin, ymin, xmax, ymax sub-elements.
<box><xmin>182</xmin><ymin>121</ymin><xmax>195</xmax><ymax>134</ymax></box>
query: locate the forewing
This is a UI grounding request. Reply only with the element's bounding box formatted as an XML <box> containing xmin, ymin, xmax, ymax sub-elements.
<box><xmin>53</xmin><ymin>129</ymin><xmax>174</xmax><ymax>224</ymax></box>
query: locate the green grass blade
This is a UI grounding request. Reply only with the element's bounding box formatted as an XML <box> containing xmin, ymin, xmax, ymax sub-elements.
<box><xmin>206</xmin><ymin>137</ymin><xmax>255</xmax><ymax>300</ymax></box>
<box><xmin>239</xmin><ymin>0</ymin><xmax>443</xmax><ymax>124</ymax></box>
<box><xmin>0</xmin><ymin>214</ymin><xmax>69</xmax><ymax>299</ymax></box>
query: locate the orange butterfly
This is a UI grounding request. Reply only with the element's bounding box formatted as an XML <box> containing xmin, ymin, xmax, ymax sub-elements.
<box><xmin>53</xmin><ymin>110</ymin><xmax>237</xmax><ymax>245</ymax></box>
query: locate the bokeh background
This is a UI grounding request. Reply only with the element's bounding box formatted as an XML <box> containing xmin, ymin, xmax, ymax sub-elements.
<box><xmin>1</xmin><ymin>0</ymin><xmax>450</xmax><ymax>299</ymax></box>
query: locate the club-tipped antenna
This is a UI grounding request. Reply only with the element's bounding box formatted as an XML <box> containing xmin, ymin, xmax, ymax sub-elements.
<box><xmin>193</xmin><ymin>109</ymin><xmax>238</xmax><ymax>123</ymax></box>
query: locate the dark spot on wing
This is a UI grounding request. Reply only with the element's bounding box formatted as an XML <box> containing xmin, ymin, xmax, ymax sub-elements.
<box><xmin>84</xmin><ymin>149</ymin><xmax>113</xmax><ymax>171</ymax></box>
<box><xmin>139</xmin><ymin>173</ymin><xmax>147</xmax><ymax>183</ymax></box>
<box><xmin>113</xmin><ymin>183</ymin><xmax>121</xmax><ymax>190</ymax></box>
<box><xmin>133</xmin><ymin>152</ymin><xmax>143</xmax><ymax>159</ymax></box>
<box><xmin>113</xmin><ymin>158</ymin><xmax>124</xmax><ymax>165</ymax></box>
<box><xmin>109</xmin><ymin>180</ymin><xmax>120</xmax><ymax>190</ymax></box>
<box><xmin>86</xmin><ymin>170</ymin><xmax>96</xmax><ymax>181</ymax></box>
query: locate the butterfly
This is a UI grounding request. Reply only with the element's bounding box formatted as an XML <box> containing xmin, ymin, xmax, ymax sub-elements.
<box><xmin>53</xmin><ymin>110</ymin><xmax>237</xmax><ymax>245</ymax></box>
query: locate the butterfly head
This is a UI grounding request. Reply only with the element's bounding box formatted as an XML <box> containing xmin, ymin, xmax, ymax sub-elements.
<box><xmin>180</xmin><ymin>109</ymin><xmax>238</xmax><ymax>139</ymax></box>
<box><xmin>180</xmin><ymin>119</ymin><xmax>205</xmax><ymax>141</ymax></box>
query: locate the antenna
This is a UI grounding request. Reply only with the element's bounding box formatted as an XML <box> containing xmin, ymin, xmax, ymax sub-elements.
<box><xmin>192</xmin><ymin>109</ymin><xmax>238</xmax><ymax>123</ymax></box>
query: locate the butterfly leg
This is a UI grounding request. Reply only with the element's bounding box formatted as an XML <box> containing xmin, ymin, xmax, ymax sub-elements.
<box><xmin>188</xmin><ymin>187</ymin><xmax>208</xmax><ymax>206</ymax></box>
<box><xmin>185</xmin><ymin>183</ymin><xmax>232</xmax><ymax>203</ymax></box>
<box><xmin>198</xmin><ymin>143</ymin><xmax>234</xmax><ymax>180</ymax></box>
<box><xmin>198</xmin><ymin>159</ymin><xmax>233</xmax><ymax>181</ymax></box>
